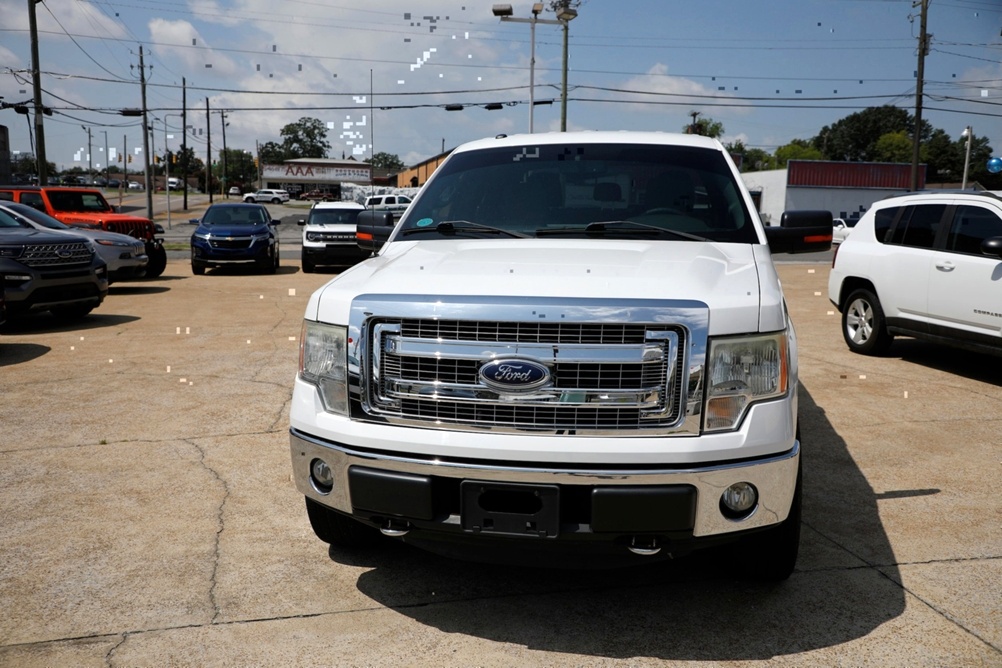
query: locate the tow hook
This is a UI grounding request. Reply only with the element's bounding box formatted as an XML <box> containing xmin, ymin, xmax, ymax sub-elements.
<box><xmin>379</xmin><ymin>520</ymin><xmax>410</xmax><ymax>537</ymax></box>
<box><xmin>627</xmin><ymin>536</ymin><xmax>662</xmax><ymax>556</ymax></box>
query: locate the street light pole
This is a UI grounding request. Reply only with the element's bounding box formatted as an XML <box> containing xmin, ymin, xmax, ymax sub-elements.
<box><xmin>556</xmin><ymin>4</ymin><xmax>577</xmax><ymax>132</ymax></box>
<box><xmin>493</xmin><ymin>3</ymin><xmax>571</xmax><ymax>134</ymax></box>
<box><xmin>961</xmin><ymin>126</ymin><xmax>973</xmax><ymax>190</ymax></box>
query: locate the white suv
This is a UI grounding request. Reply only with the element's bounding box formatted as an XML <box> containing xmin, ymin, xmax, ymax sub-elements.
<box><xmin>243</xmin><ymin>189</ymin><xmax>290</xmax><ymax>204</ymax></box>
<box><xmin>364</xmin><ymin>194</ymin><xmax>411</xmax><ymax>212</ymax></box>
<box><xmin>297</xmin><ymin>201</ymin><xmax>367</xmax><ymax>273</ymax></box>
<box><xmin>828</xmin><ymin>191</ymin><xmax>1002</xmax><ymax>357</ymax></box>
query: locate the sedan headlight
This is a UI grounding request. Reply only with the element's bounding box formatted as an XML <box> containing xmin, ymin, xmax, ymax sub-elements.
<box><xmin>300</xmin><ymin>320</ymin><xmax>349</xmax><ymax>416</ymax></box>
<box><xmin>704</xmin><ymin>331</ymin><xmax>789</xmax><ymax>432</ymax></box>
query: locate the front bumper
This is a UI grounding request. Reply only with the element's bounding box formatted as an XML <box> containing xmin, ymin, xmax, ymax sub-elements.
<box><xmin>191</xmin><ymin>238</ymin><xmax>272</xmax><ymax>265</ymax></box>
<box><xmin>302</xmin><ymin>243</ymin><xmax>369</xmax><ymax>267</ymax></box>
<box><xmin>290</xmin><ymin>428</ymin><xmax>800</xmax><ymax>546</ymax></box>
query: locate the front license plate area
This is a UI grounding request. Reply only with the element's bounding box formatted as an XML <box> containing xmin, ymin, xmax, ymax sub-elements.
<box><xmin>461</xmin><ymin>481</ymin><xmax>560</xmax><ymax>538</ymax></box>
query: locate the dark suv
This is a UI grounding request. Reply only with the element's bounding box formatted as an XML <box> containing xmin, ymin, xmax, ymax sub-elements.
<box><xmin>189</xmin><ymin>202</ymin><xmax>280</xmax><ymax>275</ymax></box>
<box><xmin>0</xmin><ymin>208</ymin><xmax>108</xmax><ymax>319</ymax></box>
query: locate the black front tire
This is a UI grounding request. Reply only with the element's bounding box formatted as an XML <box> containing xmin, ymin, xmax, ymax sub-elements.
<box><xmin>191</xmin><ymin>262</ymin><xmax>205</xmax><ymax>275</ymax></box>
<box><xmin>302</xmin><ymin>253</ymin><xmax>315</xmax><ymax>273</ymax></box>
<box><xmin>305</xmin><ymin>498</ymin><xmax>381</xmax><ymax>548</ymax></box>
<box><xmin>842</xmin><ymin>288</ymin><xmax>893</xmax><ymax>355</ymax></box>
<box><xmin>145</xmin><ymin>242</ymin><xmax>167</xmax><ymax>278</ymax></box>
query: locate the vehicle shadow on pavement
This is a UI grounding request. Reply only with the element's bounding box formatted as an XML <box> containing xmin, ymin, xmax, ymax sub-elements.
<box><xmin>0</xmin><ymin>313</ymin><xmax>139</xmax><ymax>335</ymax></box>
<box><xmin>0</xmin><ymin>342</ymin><xmax>50</xmax><ymax>367</ymax></box>
<box><xmin>338</xmin><ymin>385</ymin><xmax>905</xmax><ymax>661</ymax></box>
<box><xmin>887</xmin><ymin>339</ymin><xmax>1002</xmax><ymax>387</ymax></box>
<box><xmin>109</xmin><ymin>285</ymin><xmax>171</xmax><ymax>295</ymax></box>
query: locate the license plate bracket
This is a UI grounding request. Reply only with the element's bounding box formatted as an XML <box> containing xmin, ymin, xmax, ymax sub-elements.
<box><xmin>460</xmin><ymin>481</ymin><xmax>560</xmax><ymax>538</ymax></box>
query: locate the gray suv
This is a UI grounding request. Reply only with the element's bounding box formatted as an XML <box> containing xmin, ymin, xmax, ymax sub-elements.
<box><xmin>0</xmin><ymin>208</ymin><xmax>108</xmax><ymax>319</ymax></box>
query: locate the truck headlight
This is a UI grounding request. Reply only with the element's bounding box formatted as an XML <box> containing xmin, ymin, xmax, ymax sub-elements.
<box><xmin>300</xmin><ymin>320</ymin><xmax>349</xmax><ymax>416</ymax></box>
<box><xmin>704</xmin><ymin>331</ymin><xmax>788</xmax><ymax>432</ymax></box>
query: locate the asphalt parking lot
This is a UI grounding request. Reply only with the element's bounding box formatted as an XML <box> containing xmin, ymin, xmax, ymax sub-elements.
<box><xmin>1</xmin><ymin>259</ymin><xmax>999</xmax><ymax>666</ymax></box>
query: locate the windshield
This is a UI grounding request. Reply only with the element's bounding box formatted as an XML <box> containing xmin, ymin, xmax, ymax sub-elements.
<box><xmin>309</xmin><ymin>209</ymin><xmax>361</xmax><ymax>225</ymax></box>
<box><xmin>398</xmin><ymin>142</ymin><xmax>757</xmax><ymax>243</ymax></box>
<box><xmin>0</xmin><ymin>209</ymin><xmax>31</xmax><ymax>229</ymax></box>
<box><xmin>3</xmin><ymin>203</ymin><xmax>68</xmax><ymax>230</ymax></box>
<box><xmin>47</xmin><ymin>190</ymin><xmax>114</xmax><ymax>213</ymax></box>
<box><xmin>202</xmin><ymin>206</ymin><xmax>268</xmax><ymax>225</ymax></box>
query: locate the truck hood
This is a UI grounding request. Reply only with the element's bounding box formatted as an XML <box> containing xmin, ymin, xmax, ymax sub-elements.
<box><xmin>309</xmin><ymin>239</ymin><xmax>787</xmax><ymax>335</ymax></box>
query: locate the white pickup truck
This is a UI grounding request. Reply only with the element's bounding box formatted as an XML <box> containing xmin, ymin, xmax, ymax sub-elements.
<box><xmin>290</xmin><ymin>131</ymin><xmax>831</xmax><ymax>579</ymax></box>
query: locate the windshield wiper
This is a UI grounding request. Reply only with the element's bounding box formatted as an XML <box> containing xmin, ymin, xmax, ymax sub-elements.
<box><xmin>401</xmin><ymin>220</ymin><xmax>529</xmax><ymax>238</ymax></box>
<box><xmin>536</xmin><ymin>221</ymin><xmax>710</xmax><ymax>242</ymax></box>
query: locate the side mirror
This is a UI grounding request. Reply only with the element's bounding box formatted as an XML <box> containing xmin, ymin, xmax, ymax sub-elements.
<box><xmin>154</xmin><ymin>224</ymin><xmax>165</xmax><ymax>234</ymax></box>
<box><xmin>297</xmin><ymin>218</ymin><xmax>306</xmax><ymax>226</ymax></box>
<box><xmin>356</xmin><ymin>210</ymin><xmax>396</xmax><ymax>252</ymax></box>
<box><xmin>188</xmin><ymin>218</ymin><xmax>200</xmax><ymax>225</ymax></box>
<box><xmin>765</xmin><ymin>210</ymin><xmax>833</xmax><ymax>254</ymax></box>
<box><xmin>981</xmin><ymin>236</ymin><xmax>1002</xmax><ymax>258</ymax></box>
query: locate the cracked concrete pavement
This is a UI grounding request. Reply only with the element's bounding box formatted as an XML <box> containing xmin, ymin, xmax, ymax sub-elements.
<box><xmin>0</xmin><ymin>260</ymin><xmax>999</xmax><ymax>667</ymax></box>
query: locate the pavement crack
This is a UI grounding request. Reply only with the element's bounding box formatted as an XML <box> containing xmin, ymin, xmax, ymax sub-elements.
<box><xmin>104</xmin><ymin>633</ymin><xmax>128</xmax><ymax>667</ymax></box>
<box><xmin>183</xmin><ymin>438</ymin><xmax>230</xmax><ymax>624</ymax></box>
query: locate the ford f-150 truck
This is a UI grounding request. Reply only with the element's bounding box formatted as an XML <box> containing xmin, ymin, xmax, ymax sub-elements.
<box><xmin>290</xmin><ymin>131</ymin><xmax>831</xmax><ymax>579</ymax></box>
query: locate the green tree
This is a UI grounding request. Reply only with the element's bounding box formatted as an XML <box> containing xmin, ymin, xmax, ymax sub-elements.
<box><xmin>279</xmin><ymin>117</ymin><xmax>330</xmax><ymax>158</ymax></box>
<box><xmin>218</xmin><ymin>149</ymin><xmax>257</xmax><ymax>187</ymax></box>
<box><xmin>873</xmin><ymin>131</ymin><xmax>914</xmax><ymax>163</ymax></box>
<box><xmin>774</xmin><ymin>139</ymin><xmax>823</xmax><ymax>167</ymax></box>
<box><xmin>684</xmin><ymin>114</ymin><xmax>724</xmax><ymax>138</ymax></box>
<box><xmin>258</xmin><ymin>141</ymin><xmax>289</xmax><ymax>165</ymax></box>
<box><xmin>812</xmin><ymin>105</ymin><xmax>930</xmax><ymax>162</ymax></box>
<box><xmin>367</xmin><ymin>152</ymin><xmax>405</xmax><ymax>171</ymax></box>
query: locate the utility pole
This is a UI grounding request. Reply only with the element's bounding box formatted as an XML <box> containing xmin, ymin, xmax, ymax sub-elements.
<box><xmin>139</xmin><ymin>45</ymin><xmax>153</xmax><ymax>219</ymax></box>
<box><xmin>82</xmin><ymin>125</ymin><xmax>92</xmax><ymax>179</ymax></box>
<box><xmin>911</xmin><ymin>0</ymin><xmax>930</xmax><ymax>192</ymax></box>
<box><xmin>220</xmin><ymin>110</ymin><xmax>228</xmax><ymax>197</ymax></box>
<box><xmin>182</xmin><ymin>77</ymin><xmax>188</xmax><ymax>210</ymax></box>
<box><xmin>27</xmin><ymin>0</ymin><xmax>48</xmax><ymax>184</ymax></box>
<box><xmin>102</xmin><ymin>130</ymin><xmax>109</xmax><ymax>183</ymax></box>
<box><xmin>205</xmin><ymin>98</ymin><xmax>212</xmax><ymax>204</ymax></box>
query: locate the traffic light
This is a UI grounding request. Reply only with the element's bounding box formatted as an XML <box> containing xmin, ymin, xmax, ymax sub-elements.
<box><xmin>118</xmin><ymin>155</ymin><xmax>123</xmax><ymax>163</ymax></box>
<box><xmin>128</xmin><ymin>155</ymin><xmax>133</xmax><ymax>163</ymax></box>
<box><xmin>154</xmin><ymin>155</ymin><xmax>160</xmax><ymax>165</ymax></box>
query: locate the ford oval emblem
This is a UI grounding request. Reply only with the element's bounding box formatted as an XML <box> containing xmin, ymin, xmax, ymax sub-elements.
<box><xmin>479</xmin><ymin>359</ymin><xmax>551</xmax><ymax>392</ymax></box>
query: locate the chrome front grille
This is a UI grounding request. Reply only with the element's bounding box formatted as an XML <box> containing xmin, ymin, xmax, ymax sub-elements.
<box><xmin>20</xmin><ymin>242</ymin><xmax>93</xmax><ymax>267</ymax></box>
<box><xmin>209</xmin><ymin>237</ymin><xmax>253</xmax><ymax>249</ymax></box>
<box><xmin>348</xmin><ymin>296</ymin><xmax>709</xmax><ymax>436</ymax></box>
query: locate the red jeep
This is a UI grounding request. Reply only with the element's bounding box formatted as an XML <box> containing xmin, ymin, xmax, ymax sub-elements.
<box><xmin>0</xmin><ymin>186</ymin><xmax>167</xmax><ymax>277</ymax></box>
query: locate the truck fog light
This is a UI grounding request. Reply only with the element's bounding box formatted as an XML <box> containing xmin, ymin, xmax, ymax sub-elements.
<box><xmin>720</xmin><ymin>482</ymin><xmax>758</xmax><ymax>519</ymax></box>
<box><xmin>310</xmin><ymin>458</ymin><xmax>334</xmax><ymax>494</ymax></box>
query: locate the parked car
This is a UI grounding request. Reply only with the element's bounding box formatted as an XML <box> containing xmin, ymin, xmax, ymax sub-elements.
<box><xmin>189</xmin><ymin>202</ymin><xmax>281</xmax><ymax>275</ymax></box>
<box><xmin>829</xmin><ymin>191</ymin><xmax>1002</xmax><ymax>357</ymax></box>
<box><xmin>0</xmin><ymin>185</ymin><xmax>166</xmax><ymax>278</ymax></box>
<box><xmin>243</xmin><ymin>189</ymin><xmax>289</xmax><ymax>204</ymax></box>
<box><xmin>297</xmin><ymin>201</ymin><xmax>367</xmax><ymax>272</ymax></box>
<box><xmin>300</xmin><ymin>190</ymin><xmax>332</xmax><ymax>202</ymax></box>
<box><xmin>0</xmin><ymin>202</ymin><xmax>148</xmax><ymax>284</ymax></box>
<box><xmin>107</xmin><ymin>179</ymin><xmax>121</xmax><ymax>189</ymax></box>
<box><xmin>832</xmin><ymin>217</ymin><xmax>858</xmax><ymax>244</ymax></box>
<box><xmin>364</xmin><ymin>194</ymin><xmax>411</xmax><ymax>212</ymax></box>
<box><xmin>126</xmin><ymin>180</ymin><xmax>143</xmax><ymax>190</ymax></box>
<box><xmin>0</xmin><ymin>208</ymin><xmax>108</xmax><ymax>319</ymax></box>
<box><xmin>228</xmin><ymin>186</ymin><xmax>242</xmax><ymax>197</ymax></box>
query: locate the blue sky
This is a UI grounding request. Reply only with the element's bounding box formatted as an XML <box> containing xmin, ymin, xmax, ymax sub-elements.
<box><xmin>1</xmin><ymin>0</ymin><xmax>1000</xmax><ymax>172</ymax></box>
